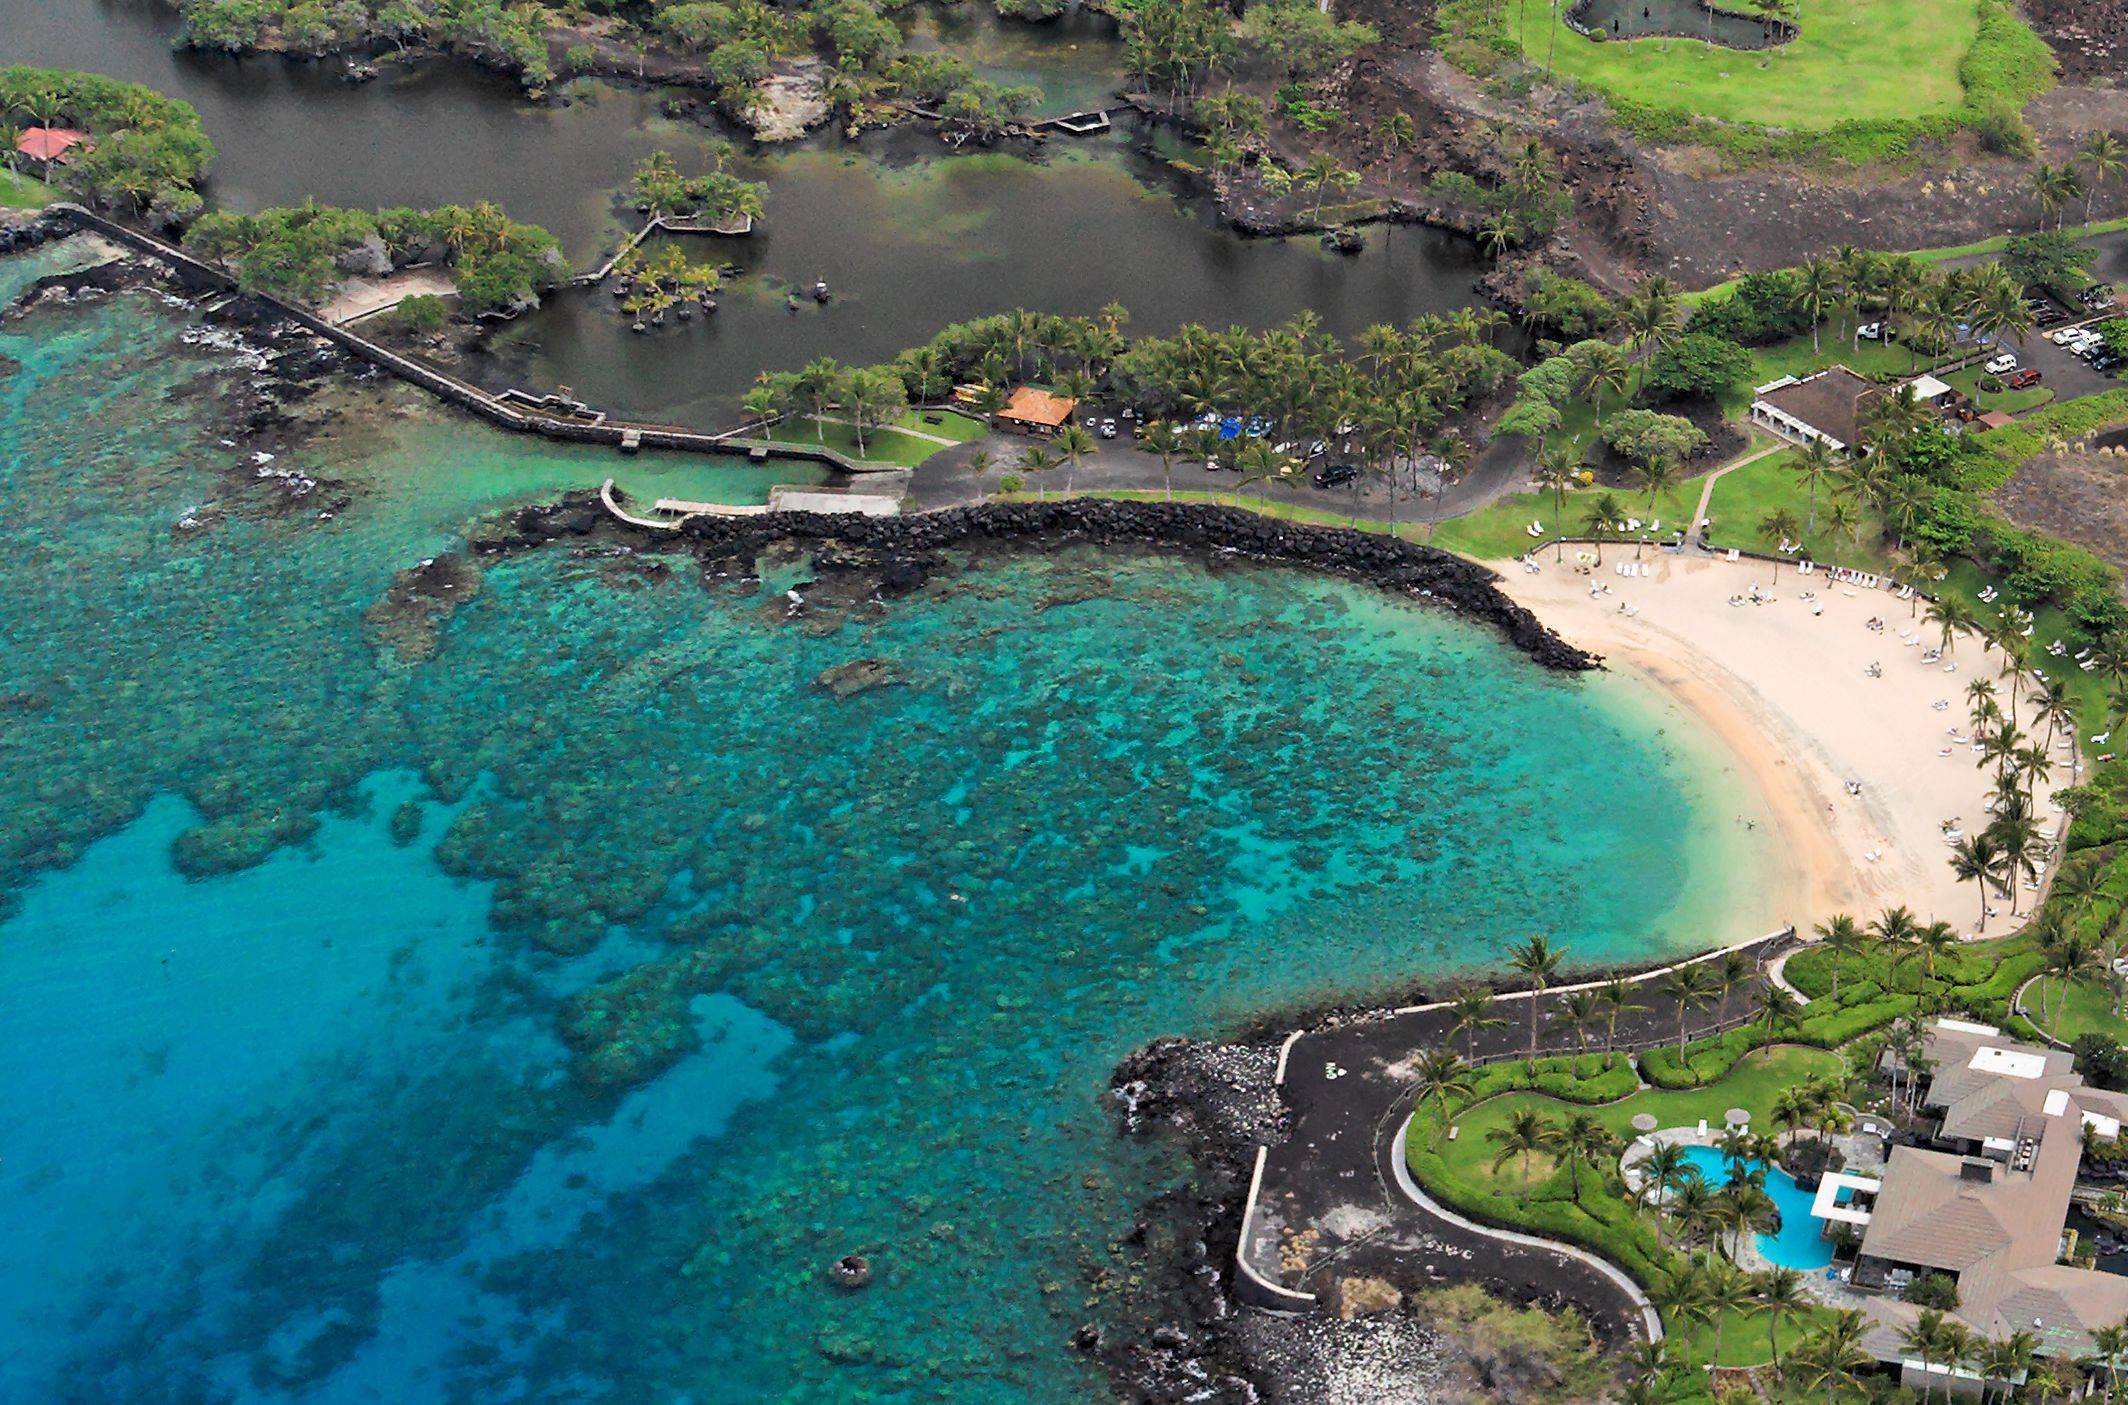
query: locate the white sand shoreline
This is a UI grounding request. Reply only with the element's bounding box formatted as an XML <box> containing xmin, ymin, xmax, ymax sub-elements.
<box><xmin>1497</xmin><ymin>551</ymin><xmax>2081</xmax><ymax>940</ymax></box>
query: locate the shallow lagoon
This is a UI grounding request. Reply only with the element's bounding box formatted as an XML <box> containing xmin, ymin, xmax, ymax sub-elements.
<box><xmin>0</xmin><ymin>270</ymin><xmax>1772</xmax><ymax>1401</ymax></box>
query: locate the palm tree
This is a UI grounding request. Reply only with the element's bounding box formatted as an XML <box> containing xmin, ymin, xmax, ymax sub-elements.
<box><xmin>1555</xmin><ymin>1112</ymin><xmax>1618</xmax><ymax>1203</ymax></box>
<box><xmin>2083</xmin><ymin>1321</ymin><xmax>2128</xmax><ymax>1405</ymax></box>
<box><xmin>1579</xmin><ymin>490</ymin><xmax>1625</xmax><ymax>566</ymax></box>
<box><xmin>1656</xmin><ymin>962</ymin><xmax>1715</xmax><ymax>1053</ymax></box>
<box><xmin>1020</xmin><ymin>443</ymin><xmax>1057</xmax><ymax>500</ymax></box>
<box><xmin>1952</xmin><ymin>832</ymin><xmax>2005</xmax><ymax>931</ymax></box>
<box><xmin>1557</xmin><ymin>989</ymin><xmax>1601</xmax><ymax>1066</ymax></box>
<box><xmin>1487</xmin><ymin>1107</ymin><xmax>1561</xmax><ymax>1187</ymax></box>
<box><xmin>1575</xmin><ymin>342</ymin><xmax>1630</xmax><ymax>429</ymax></box>
<box><xmin>794</xmin><ymin>356</ymin><xmax>846</xmax><ymax>442</ymax></box>
<box><xmin>1507</xmin><ymin>935</ymin><xmax>1565</xmax><ymax>1062</ymax></box>
<box><xmin>1812</xmin><ymin>913</ymin><xmax>1864</xmax><ymax>1000</ymax></box>
<box><xmin>2034</xmin><ymin>161</ymin><xmax>2083</xmax><ymax>233</ymax></box>
<box><xmin>1142</xmin><ymin>421</ymin><xmax>1183</xmax><ymax>501</ymax></box>
<box><xmin>1699</xmin><ymin>1258</ymin><xmax>1755</xmax><ymax>1367</ymax></box>
<box><xmin>1794</xmin><ymin>1312</ymin><xmax>1871</xmax><ymax>1405</ymax></box>
<box><xmin>1053</xmin><ymin>423</ymin><xmax>1095</xmax><ymax>496</ymax></box>
<box><xmin>1597</xmin><ymin>977</ymin><xmax>1642</xmax><ymax>1067</ymax></box>
<box><xmin>1761</xmin><ymin>985</ymin><xmax>1803</xmax><ymax>1040</ymax></box>
<box><xmin>1754</xmin><ymin>1266</ymin><xmax>1808</xmax><ymax>1378</ymax></box>
<box><xmin>1535</xmin><ymin>443</ymin><xmax>1580</xmax><ymax>558</ymax></box>
<box><xmin>1639</xmin><ymin>1140</ymin><xmax>1691</xmax><ymax>1212</ymax></box>
<box><xmin>1925</xmin><ymin>594</ymin><xmax>1979</xmax><ymax>654</ymax></box>
<box><xmin>1790</xmin><ymin>435</ymin><xmax>1840</xmax><ymax>536</ymax></box>
<box><xmin>2081</xmin><ymin>131</ymin><xmax>2126</xmax><ymax>224</ymax></box>
<box><xmin>1412</xmin><ymin>1048</ymin><xmax>1477</xmax><ymax>1147</ymax></box>
<box><xmin>1445</xmin><ymin>988</ymin><xmax>1505</xmax><ymax>1064</ymax></box>
<box><xmin>1714</xmin><ymin>951</ymin><xmax>1754</xmax><ymax>1025</ymax></box>
<box><xmin>1760</xmin><ymin>507</ymin><xmax>1802</xmax><ymax>580</ymax></box>
<box><xmin>1977</xmin><ymin>1329</ymin><xmax>2039</xmax><ymax>1405</ymax></box>
<box><xmin>1623</xmin><ymin>278</ymin><xmax>1685</xmax><ymax>395</ymax></box>
<box><xmin>1653</xmin><ymin>1255</ymin><xmax>1715</xmax><ymax>1343</ymax></box>
<box><xmin>1794</xmin><ymin>257</ymin><xmax>1841</xmax><ymax>353</ymax></box>
<box><xmin>1631</xmin><ymin>454</ymin><xmax>1679</xmax><ymax>515</ymax></box>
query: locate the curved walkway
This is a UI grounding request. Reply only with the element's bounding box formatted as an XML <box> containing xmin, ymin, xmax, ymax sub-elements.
<box><xmin>1387</xmin><ymin>1122</ymin><xmax>1663</xmax><ymax>1342</ymax></box>
<box><xmin>1764</xmin><ymin>945</ymin><xmax>1814</xmax><ymax>1005</ymax></box>
<box><xmin>1688</xmin><ymin>441</ymin><xmax>1785</xmax><ymax>551</ymax></box>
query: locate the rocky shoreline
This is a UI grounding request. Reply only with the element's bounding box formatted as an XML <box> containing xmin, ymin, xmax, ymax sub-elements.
<box><xmin>474</xmin><ymin>495</ymin><xmax>1601</xmax><ymax>674</ymax></box>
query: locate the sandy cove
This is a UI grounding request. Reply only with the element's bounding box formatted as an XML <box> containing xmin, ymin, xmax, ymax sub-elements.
<box><xmin>1497</xmin><ymin>551</ymin><xmax>2082</xmax><ymax>938</ymax></box>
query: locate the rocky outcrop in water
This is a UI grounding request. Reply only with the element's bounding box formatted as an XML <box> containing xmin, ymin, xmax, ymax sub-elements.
<box><xmin>476</xmin><ymin>497</ymin><xmax>1600</xmax><ymax>675</ymax></box>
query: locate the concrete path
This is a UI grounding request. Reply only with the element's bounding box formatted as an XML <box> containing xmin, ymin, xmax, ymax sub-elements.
<box><xmin>1689</xmin><ymin>441</ymin><xmax>1787</xmax><ymax>551</ymax></box>
<box><xmin>1763</xmin><ymin>945</ymin><xmax>1814</xmax><ymax>1005</ymax></box>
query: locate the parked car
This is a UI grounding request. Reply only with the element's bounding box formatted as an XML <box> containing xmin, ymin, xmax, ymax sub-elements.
<box><xmin>1984</xmin><ymin>354</ymin><xmax>2019</xmax><ymax>375</ymax></box>
<box><xmin>1858</xmin><ymin>322</ymin><xmax>1885</xmax><ymax>340</ymax></box>
<box><xmin>1099</xmin><ymin>418</ymin><xmax>1118</xmax><ymax>439</ymax></box>
<box><xmin>1313</xmin><ymin>462</ymin><xmax>1362</xmax><ymax>488</ymax></box>
<box><xmin>2005</xmin><ymin>368</ymin><xmax>2042</xmax><ymax>389</ymax></box>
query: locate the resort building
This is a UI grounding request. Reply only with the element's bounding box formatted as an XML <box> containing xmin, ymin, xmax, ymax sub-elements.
<box><xmin>994</xmin><ymin>386</ymin><xmax>1077</xmax><ymax>437</ymax></box>
<box><xmin>1836</xmin><ymin>1021</ymin><xmax>2128</xmax><ymax>1392</ymax></box>
<box><xmin>1749</xmin><ymin>367</ymin><xmax>1878</xmax><ymax>454</ymax></box>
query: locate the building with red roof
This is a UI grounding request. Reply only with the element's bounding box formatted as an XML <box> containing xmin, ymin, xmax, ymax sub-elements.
<box><xmin>16</xmin><ymin>128</ymin><xmax>91</xmax><ymax>165</ymax></box>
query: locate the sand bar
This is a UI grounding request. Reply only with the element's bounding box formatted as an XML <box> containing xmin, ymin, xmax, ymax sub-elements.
<box><xmin>1498</xmin><ymin>550</ymin><xmax>2080</xmax><ymax>938</ymax></box>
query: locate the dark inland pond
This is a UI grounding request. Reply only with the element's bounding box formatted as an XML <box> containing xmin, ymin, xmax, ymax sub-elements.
<box><xmin>2</xmin><ymin>0</ymin><xmax>1496</xmax><ymax>423</ymax></box>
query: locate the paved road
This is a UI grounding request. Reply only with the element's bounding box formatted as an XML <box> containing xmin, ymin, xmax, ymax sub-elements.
<box><xmin>904</xmin><ymin>424</ymin><xmax>1531</xmax><ymax>525</ymax></box>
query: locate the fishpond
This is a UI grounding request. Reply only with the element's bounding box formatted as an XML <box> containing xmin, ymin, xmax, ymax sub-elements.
<box><xmin>2</xmin><ymin>0</ymin><xmax>1495</xmax><ymax>423</ymax></box>
<box><xmin>0</xmin><ymin>247</ymin><xmax>1782</xmax><ymax>1401</ymax></box>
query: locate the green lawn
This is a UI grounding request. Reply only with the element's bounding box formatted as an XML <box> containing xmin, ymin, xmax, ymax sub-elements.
<box><xmin>899</xmin><ymin>408</ymin><xmax>987</xmax><ymax>442</ymax></box>
<box><xmin>1511</xmin><ymin>0</ymin><xmax>1979</xmax><ymax>130</ymax></box>
<box><xmin>1431</xmin><ymin>472</ymin><xmax>1706</xmax><ymax>559</ymax></box>
<box><xmin>1704</xmin><ymin>448</ymin><xmax>1894</xmax><ymax>568</ymax></box>
<box><xmin>1419</xmin><ymin>1044</ymin><xmax>1846</xmax><ymax>1370</ymax></box>
<box><xmin>1942</xmin><ymin>364</ymin><xmax>2055</xmax><ymax>417</ymax></box>
<box><xmin>0</xmin><ymin>168</ymin><xmax>53</xmax><ymax>211</ymax></box>
<box><xmin>766</xmin><ymin>416</ymin><xmax>954</xmax><ymax>468</ymax></box>
<box><xmin>2029</xmin><ymin>977</ymin><xmax>2128</xmax><ymax>1043</ymax></box>
<box><xmin>1745</xmin><ymin>334</ymin><xmax>1926</xmax><ymax>390</ymax></box>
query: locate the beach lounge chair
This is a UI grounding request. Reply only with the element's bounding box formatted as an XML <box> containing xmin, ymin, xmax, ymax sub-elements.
<box><xmin>1725</xmin><ymin>549</ymin><xmax>1739</xmax><ymax>562</ymax></box>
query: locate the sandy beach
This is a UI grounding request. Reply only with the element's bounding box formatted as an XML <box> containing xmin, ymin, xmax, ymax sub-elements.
<box><xmin>1497</xmin><ymin>551</ymin><xmax>2082</xmax><ymax>938</ymax></box>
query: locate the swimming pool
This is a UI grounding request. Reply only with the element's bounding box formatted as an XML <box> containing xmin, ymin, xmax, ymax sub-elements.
<box><xmin>1675</xmin><ymin>1144</ymin><xmax>1837</xmax><ymax>1271</ymax></box>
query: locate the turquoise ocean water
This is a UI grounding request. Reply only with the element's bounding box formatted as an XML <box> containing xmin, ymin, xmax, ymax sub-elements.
<box><xmin>0</xmin><ymin>244</ymin><xmax>1769</xmax><ymax>1403</ymax></box>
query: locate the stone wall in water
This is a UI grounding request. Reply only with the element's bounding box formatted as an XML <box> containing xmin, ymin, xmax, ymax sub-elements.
<box><xmin>480</xmin><ymin>494</ymin><xmax>1603</xmax><ymax>675</ymax></box>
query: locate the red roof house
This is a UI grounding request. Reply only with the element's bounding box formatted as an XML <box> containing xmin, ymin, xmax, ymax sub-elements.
<box><xmin>16</xmin><ymin>127</ymin><xmax>91</xmax><ymax>164</ymax></box>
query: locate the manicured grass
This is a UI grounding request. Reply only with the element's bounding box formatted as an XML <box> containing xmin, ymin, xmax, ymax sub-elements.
<box><xmin>0</xmin><ymin>168</ymin><xmax>52</xmax><ymax>211</ymax></box>
<box><xmin>1942</xmin><ymin>364</ymin><xmax>2055</xmax><ymax>416</ymax></box>
<box><xmin>1703</xmin><ymin>448</ymin><xmax>1893</xmax><ymax>569</ymax></box>
<box><xmin>766</xmin><ymin>416</ymin><xmax>951</xmax><ymax>468</ymax></box>
<box><xmin>1413</xmin><ymin>1044</ymin><xmax>1845</xmax><ymax>1370</ymax></box>
<box><xmin>1686</xmin><ymin>217</ymin><xmax>2128</xmax><ymax>307</ymax></box>
<box><xmin>1745</xmin><ymin>334</ymin><xmax>1924</xmax><ymax>389</ymax></box>
<box><xmin>1430</xmin><ymin>472</ymin><xmax>1705</xmax><ymax>559</ymax></box>
<box><xmin>898</xmin><ymin>408</ymin><xmax>987</xmax><ymax>442</ymax></box>
<box><xmin>2030</xmin><ymin>977</ymin><xmax>2128</xmax><ymax>1043</ymax></box>
<box><xmin>1437</xmin><ymin>1046</ymin><xmax>1844</xmax><ymax>1192</ymax></box>
<box><xmin>1511</xmin><ymin>0</ymin><xmax>1979</xmax><ymax>130</ymax></box>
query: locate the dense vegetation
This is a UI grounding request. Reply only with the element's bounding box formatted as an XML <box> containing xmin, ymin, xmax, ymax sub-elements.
<box><xmin>747</xmin><ymin>304</ymin><xmax>1518</xmax><ymax>510</ymax></box>
<box><xmin>0</xmin><ymin>67</ymin><xmax>216</xmax><ymax>221</ymax></box>
<box><xmin>187</xmin><ymin>199</ymin><xmax>564</xmax><ymax>313</ymax></box>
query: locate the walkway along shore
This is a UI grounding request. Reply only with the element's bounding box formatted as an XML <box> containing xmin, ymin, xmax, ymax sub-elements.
<box><xmin>41</xmin><ymin>204</ymin><xmax>893</xmax><ymax>472</ymax></box>
<box><xmin>1234</xmin><ymin>927</ymin><xmax>1798</xmax><ymax>1343</ymax></box>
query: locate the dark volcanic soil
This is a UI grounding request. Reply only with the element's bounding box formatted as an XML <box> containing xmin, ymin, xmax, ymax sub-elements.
<box><xmin>2023</xmin><ymin>0</ymin><xmax>2128</xmax><ymax>81</ymax></box>
<box><xmin>1994</xmin><ymin>444</ymin><xmax>2128</xmax><ymax>580</ymax></box>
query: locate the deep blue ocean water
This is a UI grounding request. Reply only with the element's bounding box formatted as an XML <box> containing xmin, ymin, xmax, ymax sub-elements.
<box><xmin>0</xmin><ymin>241</ymin><xmax>1768</xmax><ymax>1403</ymax></box>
